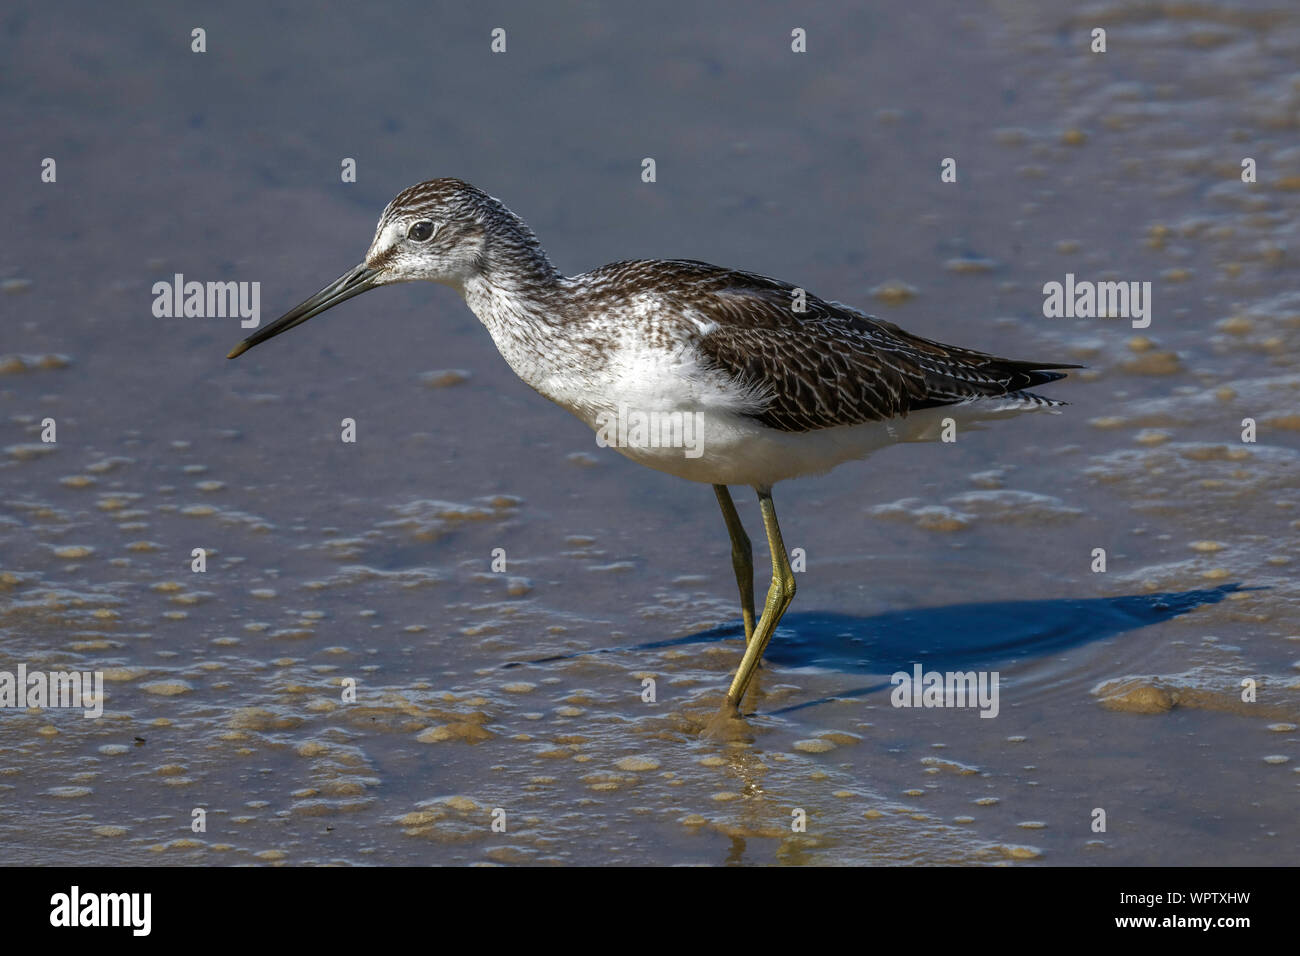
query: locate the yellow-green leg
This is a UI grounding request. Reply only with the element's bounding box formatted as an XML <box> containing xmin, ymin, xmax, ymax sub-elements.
<box><xmin>725</xmin><ymin>487</ymin><xmax>796</xmax><ymax>710</ymax></box>
<box><xmin>713</xmin><ymin>484</ymin><xmax>755</xmax><ymax>645</ymax></box>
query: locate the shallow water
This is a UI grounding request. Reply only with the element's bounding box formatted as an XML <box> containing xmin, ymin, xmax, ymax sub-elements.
<box><xmin>2</xmin><ymin>0</ymin><xmax>1297</xmax><ymax>865</ymax></box>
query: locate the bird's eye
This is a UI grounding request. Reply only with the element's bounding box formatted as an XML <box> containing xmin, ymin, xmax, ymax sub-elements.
<box><xmin>408</xmin><ymin>221</ymin><xmax>436</xmax><ymax>242</ymax></box>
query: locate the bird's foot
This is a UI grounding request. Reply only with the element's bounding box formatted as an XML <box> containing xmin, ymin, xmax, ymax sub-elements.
<box><xmin>701</xmin><ymin>697</ymin><xmax>748</xmax><ymax>740</ymax></box>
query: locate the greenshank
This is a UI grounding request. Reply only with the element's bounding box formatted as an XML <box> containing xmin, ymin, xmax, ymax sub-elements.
<box><xmin>228</xmin><ymin>178</ymin><xmax>1079</xmax><ymax>716</ymax></box>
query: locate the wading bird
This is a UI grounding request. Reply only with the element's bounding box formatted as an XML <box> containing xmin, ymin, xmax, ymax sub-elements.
<box><xmin>228</xmin><ymin>179</ymin><xmax>1078</xmax><ymax>717</ymax></box>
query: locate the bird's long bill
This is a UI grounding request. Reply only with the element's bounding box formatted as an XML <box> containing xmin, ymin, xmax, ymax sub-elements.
<box><xmin>226</xmin><ymin>263</ymin><xmax>379</xmax><ymax>359</ymax></box>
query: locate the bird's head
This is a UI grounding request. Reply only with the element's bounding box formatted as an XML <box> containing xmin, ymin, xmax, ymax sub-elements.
<box><xmin>362</xmin><ymin>177</ymin><xmax>493</xmax><ymax>287</ymax></box>
<box><xmin>227</xmin><ymin>178</ymin><xmax>539</xmax><ymax>359</ymax></box>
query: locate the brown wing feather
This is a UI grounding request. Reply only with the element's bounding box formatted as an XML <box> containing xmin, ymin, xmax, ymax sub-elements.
<box><xmin>661</xmin><ymin>261</ymin><xmax>1080</xmax><ymax>433</ymax></box>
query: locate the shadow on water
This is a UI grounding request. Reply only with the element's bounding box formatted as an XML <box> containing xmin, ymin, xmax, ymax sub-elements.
<box><xmin>506</xmin><ymin>584</ymin><xmax>1253</xmax><ymax>712</ymax></box>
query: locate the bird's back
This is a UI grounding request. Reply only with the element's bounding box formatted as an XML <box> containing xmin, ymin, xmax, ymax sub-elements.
<box><xmin>569</xmin><ymin>258</ymin><xmax>1079</xmax><ymax>434</ymax></box>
